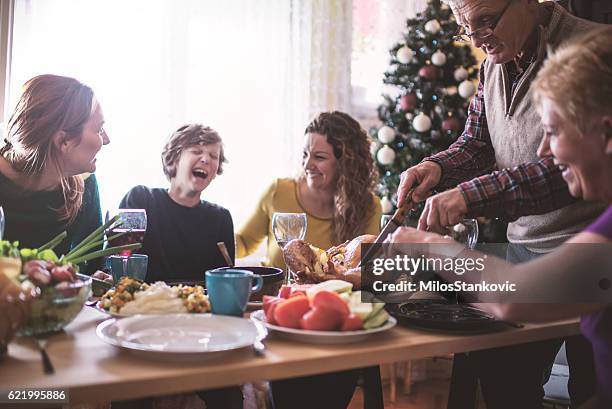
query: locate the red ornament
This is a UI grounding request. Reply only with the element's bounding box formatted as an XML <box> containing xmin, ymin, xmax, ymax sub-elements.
<box><xmin>399</xmin><ymin>93</ymin><xmax>418</xmax><ymax>111</ymax></box>
<box><xmin>442</xmin><ymin>117</ymin><xmax>461</xmax><ymax>132</ymax></box>
<box><xmin>418</xmin><ymin>65</ymin><xmax>439</xmax><ymax>81</ymax></box>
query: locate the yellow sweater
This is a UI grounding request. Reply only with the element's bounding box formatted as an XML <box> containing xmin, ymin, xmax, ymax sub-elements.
<box><xmin>236</xmin><ymin>178</ymin><xmax>382</xmax><ymax>269</ymax></box>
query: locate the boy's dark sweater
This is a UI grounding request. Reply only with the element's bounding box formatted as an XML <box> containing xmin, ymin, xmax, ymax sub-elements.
<box><xmin>120</xmin><ymin>186</ymin><xmax>235</xmax><ymax>283</ymax></box>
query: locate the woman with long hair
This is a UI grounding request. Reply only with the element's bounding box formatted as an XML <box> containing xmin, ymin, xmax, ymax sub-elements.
<box><xmin>0</xmin><ymin>74</ymin><xmax>108</xmax><ymax>273</ymax></box>
<box><xmin>236</xmin><ymin>110</ymin><xmax>381</xmax><ymax>269</ymax></box>
<box><xmin>236</xmin><ymin>111</ymin><xmax>382</xmax><ymax>409</ymax></box>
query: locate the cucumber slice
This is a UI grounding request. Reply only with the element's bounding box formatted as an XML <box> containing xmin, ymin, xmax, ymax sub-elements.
<box><xmin>363</xmin><ymin>309</ymin><xmax>389</xmax><ymax>329</ymax></box>
<box><xmin>306</xmin><ymin>279</ymin><xmax>353</xmax><ymax>297</ymax></box>
<box><xmin>349</xmin><ymin>291</ymin><xmax>373</xmax><ymax>320</ymax></box>
<box><xmin>367</xmin><ymin>302</ymin><xmax>385</xmax><ymax>321</ymax></box>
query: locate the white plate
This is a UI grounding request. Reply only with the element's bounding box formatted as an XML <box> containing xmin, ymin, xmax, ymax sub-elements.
<box><xmin>250</xmin><ymin>310</ymin><xmax>396</xmax><ymax>344</ymax></box>
<box><xmin>97</xmin><ymin>313</ymin><xmax>266</xmax><ymax>360</ymax></box>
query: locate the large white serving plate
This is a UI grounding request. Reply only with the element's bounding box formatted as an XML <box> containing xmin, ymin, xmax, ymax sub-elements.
<box><xmin>250</xmin><ymin>310</ymin><xmax>396</xmax><ymax>344</ymax></box>
<box><xmin>97</xmin><ymin>313</ymin><xmax>266</xmax><ymax>360</ymax></box>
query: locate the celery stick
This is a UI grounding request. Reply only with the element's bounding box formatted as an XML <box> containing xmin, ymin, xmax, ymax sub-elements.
<box><xmin>64</xmin><ymin>239</ymin><xmax>105</xmax><ymax>262</ymax></box>
<box><xmin>68</xmin><ymin>243</ymin><xmax>141</xmax><ymax>265</ymax></box>
<box><xmin>66</xmin><ymin>216</ymin><xmax>119</xmax><ymax>258</ymax></box>
<box><xmin>66</xmin><ymin>231</ymin><xmax>127</xmax><ymax>262</ymax></box>
<box><xmin>37</xmin><ymin>231</ymin><xmax>67</xmax><ymax>251</ymax></box>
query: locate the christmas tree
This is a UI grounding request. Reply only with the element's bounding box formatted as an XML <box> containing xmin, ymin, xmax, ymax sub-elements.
<box><xmin>371</xmin><ymin>0</ymin><xmax>478</xmax><ymax>216</ymax></box>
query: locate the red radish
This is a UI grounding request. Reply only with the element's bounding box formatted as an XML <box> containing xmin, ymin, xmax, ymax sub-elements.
<box><xmin>278</xmin><ymin>285</ymin><xmax>292</xmax><ymax>299</ymax></box>
<box><xmin>274</xmin><ymin>296</ymin><xmax>311</xmax><ymax>329</ymax></box>
<box><xmin>263</xmin><ymin>295</ymin><xmax>281</xmax><ymax>315</ymax></box>
<box><xmin>300</xmin><ymin>306</ymin><xmax>343</xmax><ymax>331</ymax></box>
<box><xmin>311</xmin><ymin>290</ymin><xmax>350</xmax><ymax>319</ymax></box>
<box><xmin>266</xmin><ymin>300</ymin><xmax>281</xmax><ymax>325</ymax></box>
<box><xmin>341</xmin><ymin>314</ymin><xmax>363</xmax><ymax>331</ymax></box>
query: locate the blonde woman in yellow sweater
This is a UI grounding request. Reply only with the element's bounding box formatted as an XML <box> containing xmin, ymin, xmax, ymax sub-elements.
<box><xmin>236</xmin><ymin>111</ymin><xmax>382</xmax><ymax>269</ymax></box>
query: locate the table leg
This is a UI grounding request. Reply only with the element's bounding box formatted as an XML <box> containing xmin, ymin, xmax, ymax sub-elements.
<box><xmin>362</xmin><ymin>366</ymin><xmax>384</xmax><ymax>409</ymax></box>
<box><xmin>447</xmin><ymin>353</ymin><xmax>478</xmax><ymax>409</ymax></box>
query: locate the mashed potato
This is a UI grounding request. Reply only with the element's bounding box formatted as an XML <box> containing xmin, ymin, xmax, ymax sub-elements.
<box><xmin>119</xmin><ymin>282</ymin><xmax>188</xmax><ymax>315</ymax></box>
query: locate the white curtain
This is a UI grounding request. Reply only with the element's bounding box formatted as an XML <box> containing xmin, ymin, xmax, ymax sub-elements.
<box><xmin>284</xmin><ymin>0</ymin><xmax>354</xmax><ymax>174</ymax></box>
<box><xmin>8</xmin><ymin>0</ymin><xmax>353</xmax><ymax>227</ymax></box>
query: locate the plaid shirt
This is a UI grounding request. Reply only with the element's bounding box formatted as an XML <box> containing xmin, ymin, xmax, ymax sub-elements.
<box><xmin>426</xmin><ymin>62</ymin><xmax>576</xmax><ymax>222</ymax></box>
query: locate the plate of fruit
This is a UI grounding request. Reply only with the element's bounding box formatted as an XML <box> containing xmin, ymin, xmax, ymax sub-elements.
<box><xmin>250</xmin><ymin>280</ymin><xmax>396</xmax><ymax>344</ymax></box>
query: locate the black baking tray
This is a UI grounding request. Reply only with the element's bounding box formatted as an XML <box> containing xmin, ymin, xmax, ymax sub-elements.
<box><xmin>386</xmin><ymin>299</ymin><xmax>505</xmax><ymax>333</ymax></box>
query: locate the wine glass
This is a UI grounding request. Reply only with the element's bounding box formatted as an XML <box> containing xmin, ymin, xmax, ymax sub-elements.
<box><xmin>0</xmin><ymin>206</ymin><xmax>4</xmax><ymax>241</ymax></box>
<box><xmin>272</xmin><ymin>212</ymin><xmax>307</xmax><ymax>248</ymax></box>
<box><xmin>449</xmin><ymin>218</ymin><xmax>479</xmax><ymax>249</ymax></box>
<box><xmin>272</xmin><ymin>212</ymin><xmax>307</xmax><ymax>283</ymax></box>
<box><xmin>108</xmin><ymin>209</ymin><xmax>147</xmax><ymax>256</ymax></box>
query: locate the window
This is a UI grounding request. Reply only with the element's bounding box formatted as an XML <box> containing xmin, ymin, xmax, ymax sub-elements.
<box><xmin>351</xmin><ymin>0</ymin><xmax>428</xmax><ymax>125</ymax></box>
<box><xmin>8</xmin><ymin>0</ymin><xmax>296</xmax><ymax>225</ymax></box>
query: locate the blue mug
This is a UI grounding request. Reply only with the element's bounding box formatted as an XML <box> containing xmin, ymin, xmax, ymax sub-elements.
<box><xmin>205</xmin><ymin>269</ymin><xmax>263</xmax><ymax>316</ymax></box>
<box><xmin>109</xmin><ymin>254</ymin><xmax>148</xmax><ymax>282</ymax></box>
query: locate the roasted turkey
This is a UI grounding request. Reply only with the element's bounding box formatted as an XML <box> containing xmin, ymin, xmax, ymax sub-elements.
<box><xmin>283</xmin><ymin>234</ymin><xmax>376</xmax><ymax>288</ymax></box>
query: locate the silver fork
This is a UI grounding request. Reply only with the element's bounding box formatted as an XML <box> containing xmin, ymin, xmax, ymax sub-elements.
<box><xmin>36</xmin><ymin>338</ymin><xmax>55</xmax><ymax>375</ymax></box>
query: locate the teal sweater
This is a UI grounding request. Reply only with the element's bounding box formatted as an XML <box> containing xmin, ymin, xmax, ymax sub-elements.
<box><xmin>0</xmin><ymin>172</ymin><xmax>103</xmax><ymax>274</ymax></box>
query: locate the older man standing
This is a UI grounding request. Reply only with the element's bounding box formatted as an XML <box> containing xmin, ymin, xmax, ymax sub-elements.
<box><xmin>396</xmin><ymin>1</ymin><xmax>605</xmax><ymax>408</ymax></box>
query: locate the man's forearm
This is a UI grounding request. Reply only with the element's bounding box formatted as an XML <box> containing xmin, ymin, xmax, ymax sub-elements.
<box><xmin>459</xmin><ymin>157</ymin><xmax>576</xmax><ymax>220</ymax></box>
<box><xmin>426</xmin><ymin>136</ymin><xmax>496</xmax><ymax>190</ymax></box>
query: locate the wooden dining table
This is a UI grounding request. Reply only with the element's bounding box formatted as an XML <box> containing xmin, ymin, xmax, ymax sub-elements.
<box><xmin>1</xmin><ymin>307</ymin><xmax>580</xmax><ymax>406</ymax></box>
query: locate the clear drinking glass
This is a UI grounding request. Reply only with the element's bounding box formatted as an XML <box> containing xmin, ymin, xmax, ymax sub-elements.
<box><xmin>272</xmin><ymin>212</ymin><xmax>307</xmax><ymax>283</ymax></box>
<box><xmin>449</xmin><ymin>218</ymin><xmax>479</xmax><ymax>249</ymax></box>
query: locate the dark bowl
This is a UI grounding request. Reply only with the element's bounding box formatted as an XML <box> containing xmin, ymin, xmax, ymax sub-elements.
<box><xmin>213</xmin><ymin>266</ymin><xmax>284</xmax><ymax>301</ymax></box>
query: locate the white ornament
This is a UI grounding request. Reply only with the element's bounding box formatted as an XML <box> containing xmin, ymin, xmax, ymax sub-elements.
<box><xmin>447</xmin><ymin>86</ymin><xmax>458</xmax><ymax>96</ymax></box>
<box><xmin>454</xmin><ymin>67</ymin><xmax>468</xmax><ymax>82</ymax></box>
<box><xmin>381</xmin><ymin>196</ymin><xmax>393</xmax><ymax>214</ymax></box>
<box><xmin>459</xmin><ymin>80</ymin><xmax>476</xmax><ymax>98</ymax></box>
<box><xmin>377</xmin><ymin>126</ymin><xmax>396</xmax><ymax>144</ymax></box>
<box><xmin>405</xmin><ymin>112</ymin><xmax>414</xmax><ymax>121</ymax></box>
<box><xmin>377</xmin><ymin>145</ymin><xmax>396</xmax><ymax>165</ymax></box>
<box><xmin>412</xmin><ymin>112</ymin><xmax>432</xmax><ymax>133</ymax></box>
<box><xmin>396</xmin><ymin>46</ymin><xmax>413</xmax><ymax>64</ymax></box>
<box><xmin>431</xmin><ymin>50</ymin><xmax>447</xmax><ymax>66</ymax></box>
<box><xmin>435</xmin><ymin>105</ymin><xmax>443</xmax><ymax>115</ymax></box>
<box><xmin>410</xmin><ymin>139</ymin><xmax>422</xmax><ymax>150</ymax></box>
<box><xmin>425</xmin><ymin>19</ymin><xmax>441</xmax><ymax>34</ymax></box>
